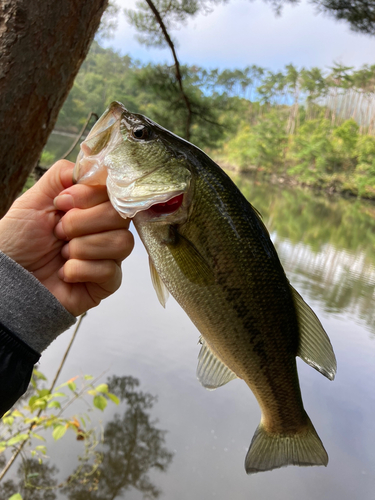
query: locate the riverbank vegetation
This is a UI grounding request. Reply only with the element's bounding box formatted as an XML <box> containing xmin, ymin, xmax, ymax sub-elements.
<box><xmin>52</xmin><ymin>42</ymin><xmax>375</xmax><ymax>199</ymax></box>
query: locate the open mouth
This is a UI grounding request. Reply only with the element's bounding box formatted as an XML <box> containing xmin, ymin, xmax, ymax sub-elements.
<box><xmin>148</xmin><ymin>193</ymin><xmax>184</xmax><ymax>215</ymax></box>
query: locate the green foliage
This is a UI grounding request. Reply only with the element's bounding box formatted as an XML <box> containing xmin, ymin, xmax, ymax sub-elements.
<box><xmin>1</xmin><ymin>375</ymin><xmax>173</xmax><ymax>500</ymax></box>
<box><xmin>288</xmin><ymin>119</ymin><xmax>336</xmax><ymax>177</ymax></box>
<box><xmin>125</xmin><ymin>0</ymin><xmax>224</xmax><ymax>47</ymax></box>
<box><xmin>224</xmin><ymin>111</ymin><xmax>288</xmax><ymax>171</ymax></box>
<box><xmin>52</xmin><ymin>41</ymin><xmax>375</xmax><ymax>199</ymax></box>
<box><xmin>0</xmin><ymin>370</ymin><xmax>119</xmax><ymax>464</ymax></box>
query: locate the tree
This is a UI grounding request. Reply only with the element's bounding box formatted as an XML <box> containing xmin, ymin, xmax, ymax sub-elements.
<box><xmin>0</xmin><ymin>0</ymin><xmax>109</xmax><ymax>217</ymax></box>
<box><xmin>62</xmin><ymin>376</ymin><xmax>173</xmax><ymax>500</ymax></box>
<box><xmin>266</xmin><ymin>0</ymin><xmax>375</xmax><ymax>34</ymax></box>
<box><xmin>125</xmin><ymin>0</ymin><xmax>225</xmax><ymax>141</ymax></box>
<box><xmin>311</xmin><ymin>0</ymin><xmax>375</xmax><ymax>35</ymax></box>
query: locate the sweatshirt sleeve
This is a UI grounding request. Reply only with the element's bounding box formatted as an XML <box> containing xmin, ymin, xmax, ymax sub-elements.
<box><xmin>0</xmin><ymin>251</ymin><xmax>76</xmax><ymax>417</ymax></box>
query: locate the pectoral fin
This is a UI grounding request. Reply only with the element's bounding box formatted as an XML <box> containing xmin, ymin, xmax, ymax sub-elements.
<box><xmin>291</xmin><ymin>285</ymin><xmax>337</xmax><ymax>381</ymax></box>
<box><xmin>166</xmin><ymin>227</ymin><xmax>215</xmax><ymax>286</ymax></box>
<box><xmin>149</xmin><ymin>256</ymin><xmax>169</xmax><ymax>308</ymax></box>
<box><xmin>197</xmin><ymin>337</ymin><xmax>238</xmax><ymax>389</ymax></box>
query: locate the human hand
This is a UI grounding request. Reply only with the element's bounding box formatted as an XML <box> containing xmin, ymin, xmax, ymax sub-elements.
<box><xmin>0</xmin><ymin>160</ymin><xmax>134</xmax><ymax>316</ymax></box>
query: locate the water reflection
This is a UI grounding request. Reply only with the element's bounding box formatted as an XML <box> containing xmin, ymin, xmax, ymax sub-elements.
<box><xmin>63</xmin><ymin>376</ymin><xmax>173</xmax><ymax>500</ymax></box>
<box><xmin>0</xmin><ymin>376</ymin><xmax>173</xmax><ymax>500</ymax></box>
<box><xmin>0</xmin><ymin>458</ymin><xmax>58</xmax><ymax>500</ymax></box>
<box><xmin>230</xmin><ymin>173</ymin><xmax>375</xmax><ymax>333</ymax></box>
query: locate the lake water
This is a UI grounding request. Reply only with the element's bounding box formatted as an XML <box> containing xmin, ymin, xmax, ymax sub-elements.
<box><xmin>3</xmin><ymin>135</ymin><xmax>375</xmax><ymax>498</ymax></box>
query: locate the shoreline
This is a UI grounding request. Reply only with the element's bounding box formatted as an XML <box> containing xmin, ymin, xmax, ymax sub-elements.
<box><xmin>220</xmin><ymin>163</ymin><xmax>375</xmax><ymax>204</ymax></box>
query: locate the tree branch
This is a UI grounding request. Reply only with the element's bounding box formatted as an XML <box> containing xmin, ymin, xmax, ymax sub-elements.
<box><xmin>144</xmin><ymin>0</ymin><xmax>193</xmax><ymax>140</ymax></box>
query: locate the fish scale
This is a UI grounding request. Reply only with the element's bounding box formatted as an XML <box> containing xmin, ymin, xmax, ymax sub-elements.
<box><xmin>74</xmin><ymin>101</ymin><xmax>337</xmax><ymax>474</ymax></box>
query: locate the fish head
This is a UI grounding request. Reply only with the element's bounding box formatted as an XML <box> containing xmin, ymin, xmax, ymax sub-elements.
<box><xmin>74</xmin><ymin>101</ymin><xmax>192</xmax><ymax>220</ymax></box>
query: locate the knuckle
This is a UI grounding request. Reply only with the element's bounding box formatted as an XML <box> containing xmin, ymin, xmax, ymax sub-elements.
<box><xmin>102</xmin><ymin>260</ymin><xmax>118</xmax><ymax>281</ymax></box>
<box><xmin>63</xmin><ymin>259</ymin><xmax>79</xmax><ymax>282</ymax></box>
<box><xmin>117</xmin><ymin>229</ymin><xmax>135</xmax><ymax>256</ymax></box>
<box><xmin>61</xmin><ymin>208</ymin><xmax>81</xmax><ymax>239</ymax></box>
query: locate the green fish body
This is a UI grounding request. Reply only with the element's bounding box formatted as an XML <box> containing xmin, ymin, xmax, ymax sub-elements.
<box><xmin>74</xmin><ymin>102</ymin><xmax>336</xmax><ymax>474</ymax></box>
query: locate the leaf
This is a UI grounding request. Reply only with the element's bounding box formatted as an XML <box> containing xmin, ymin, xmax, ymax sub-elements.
<box><xmin>37</xmin><ymin>389</ymin><xmax>50</xmax><ymax>398</ymax></box>
<box><xmin>107</xmin><ymin>393</ymin><xmax>120</xmax><ymax>405</ymax></box>
<box><xmin>93</xmin><ymin>395</ymin><xmax>107</xmax><ymax>411</ymax></box>
<box><xmin>87</xmin><ymin>390</ymin><xmax>97</xmax><ymax>396</ymax></box>
<box><xmin>35</xmin><ymin>445</ymin><xmax>47</xmax><ymax>455</ymax></box>
<box><xmin>33</xmin><ymin>369</ymin><xmax>47</xmax><ymax>380</ymax></box>
<box><xmin>51</xmin><ymin>392</ymin><xmax>66</xmax><ymax>398</ymax></box>
<box><xmin>67</xmin><ymin>381</ymin><xmax>77</xmax><ymax>392</ymax></box>
<box><xmin>57</xmin><ymin>376</ymin><xmax>78</xmax><ymax>389</ymax></box>
<box><xmin>7</xmin><ymin>434</ymin><xmax>29</xmax><ymax>446</ymax></box>
<box><xmin>47</xmin><ymin>401</ymin><xmax>61</xmax><ymax>410</ymax></box>
<box><xmin>28</xmin><ymin>395</ymin><xmax>39</xmax><ymax>408</ymax></box>
<box><xmin>8</xmin><ymin>494</ymin><xmax>23</xmax><ymax>500</ymax></box>
<box><xmin>33</xmin><ymin>399</ymin><xmax>47</xmax><ymax>409</ymax></box>
<box><xmin>52</xmin><ymin>425</ymin><xmax>67</xmax><ymax>441</ymax></box>
<box><xmin>84</xmin><ymin>374</ymin><xmax>94</xmax><ymax>380</ymax></box>
<box><xmin>95</xmin><ymin>383</ymin><xmax>108</xmax><ymax>394</ymax></box>
<box><xmin>11</xmin><ymin>410</ymin><xmax>23</xmax><ymax>418</ymax></box>
<box><xmin>30</xmin><ymin>432</ymin><xmax>45</xmax><ymax>442</ymax></box>
<box><xmin>2</xmin><ymin>417</ymin><xmax>14</xmax><ymax>426</ymax></box>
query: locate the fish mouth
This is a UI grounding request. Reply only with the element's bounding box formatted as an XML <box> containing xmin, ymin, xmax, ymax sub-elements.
<box><xmin>107</xmin><ymin>174</ymin><xmax>186</xmax><ymax>219</ymax></box>
<box><xmin>73</xmin><ymin>103</ymin><xmax>124</xmax><ymax>185</ymax></box>
<box><xmin>74</xmin><ymin>101</ymin><xmax>190</xmax><ymax>219</ymax></box>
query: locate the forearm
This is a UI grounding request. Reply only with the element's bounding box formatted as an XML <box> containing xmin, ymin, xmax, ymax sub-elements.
<box><xmin>0</xmin><ymin>251</ymin><xmax>76</xmax><ymax>352</ymax></box>
<box><xmin>0</xmin><ymin>251</ymin><xmax>76</xmax><ymax>416</ymax></box>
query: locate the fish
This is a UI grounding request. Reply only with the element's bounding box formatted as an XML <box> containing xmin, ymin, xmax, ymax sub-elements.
<box><xmin>73</xmin><ymin>101</ymin><xmax>337</xmax><ymax>474</ymax></box>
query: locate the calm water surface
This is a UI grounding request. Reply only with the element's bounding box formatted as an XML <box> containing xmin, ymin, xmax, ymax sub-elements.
<box><xmin>17</xmin><ymin>139</ymin><xmax>375</xmax><ymax>498</ymax></box>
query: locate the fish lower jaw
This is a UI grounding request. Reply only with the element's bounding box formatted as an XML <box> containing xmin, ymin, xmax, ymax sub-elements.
<box><xmin>109</xmin><ymin>191</ymin><xmax>185</xmax><ymax>219</ymax></box>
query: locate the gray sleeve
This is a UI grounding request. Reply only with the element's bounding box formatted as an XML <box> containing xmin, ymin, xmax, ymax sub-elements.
<box><xmin>0</xmin><ymin>251</ymin><xmax>76</xmax><ymax>353</ymax></box>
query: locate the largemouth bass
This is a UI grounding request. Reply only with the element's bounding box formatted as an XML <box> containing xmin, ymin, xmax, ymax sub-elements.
<box><xmin>73</xmin><ymin>102</ymin><xmax>336</xmax><ymax>474</ymax></box>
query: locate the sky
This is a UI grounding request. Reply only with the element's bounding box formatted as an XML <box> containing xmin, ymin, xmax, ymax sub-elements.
<box><xmin>102</xmin><ymin>0</ymin><xmax>375</xmax><ymax>73</ymax></box>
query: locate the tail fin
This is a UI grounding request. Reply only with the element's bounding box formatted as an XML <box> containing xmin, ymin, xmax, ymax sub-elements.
<box><xmin>245</xmin><ymin>416</ymin><xmax>328</xmax><ymax>474</ymax></box>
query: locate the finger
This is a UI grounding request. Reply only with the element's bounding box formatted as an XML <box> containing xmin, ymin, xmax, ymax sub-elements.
<box><xmin>54</xmin><ymin>184</ymin><xmax>109</xmax><ymax>211</ymax></box>
<box><xmin>61</xmin><ymin>229</ymin><xmax>134</xmax><ymax>261</ymax></box>
<box><xmin>60</xmin><ymin>259</ymin><xmax>122</xmax><ymax>293</ymax></box>
<box><xmin>15</xmin><ymin>160</ymin><xmax>74</xmax><ymax>211</ymax></box>
<box><xmin>55</xmin><ymin>201</ymin><xmax>130</xmax><ymax>240</ymax></box>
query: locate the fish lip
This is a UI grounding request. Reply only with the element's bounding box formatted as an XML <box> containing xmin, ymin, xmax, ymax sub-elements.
<box><xmin>109</xmin><ymin>189</ymin><xmax>186</xmax><ymax>219</ymax></box>
<box><xmin>73</xmin><ymin>103</ymin><xmax>124</xmax><ymax>184</ymax></box>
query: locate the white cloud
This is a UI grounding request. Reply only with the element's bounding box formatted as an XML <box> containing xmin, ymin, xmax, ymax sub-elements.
<box><xmin>104</xmin><ymin>0</ymin><xmax>375</xmax><ymax>71</ymax></box>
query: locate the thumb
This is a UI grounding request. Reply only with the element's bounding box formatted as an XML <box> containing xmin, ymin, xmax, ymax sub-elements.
<box><xmin>36</xmin><ymin>160</ymin><xmax>75</xmax><ymax>199</ymax></box>
<box><xmin>16</xmin><ymin>160</ymin><xmax>75</xmax><ymax>211</ymax></box>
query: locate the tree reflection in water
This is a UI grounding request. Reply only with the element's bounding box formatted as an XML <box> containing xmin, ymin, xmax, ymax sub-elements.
<box><xmin>0</xmin><ymin>457</ymin><xmax>58</xmax><ymax>500</ymax></box>
<box><xmin>0</xmin><ymin>376</ymin><xmax>173</xmax><ymax>500</ymax></box>
<box><xmin>62</xmin><ymin>375</ymin><xmax>173</xmax><ymax>499</ymax></box>
<box><xmin>230</xmin><ymin>172</ymin><xmax>375</xmax><ymax>333</ymax></box>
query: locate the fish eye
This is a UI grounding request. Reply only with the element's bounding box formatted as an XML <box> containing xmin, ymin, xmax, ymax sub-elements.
<box><xmin>132</xmin><ymin>125</ymin><xmax>151</xmax><ymax>140</ymax></box>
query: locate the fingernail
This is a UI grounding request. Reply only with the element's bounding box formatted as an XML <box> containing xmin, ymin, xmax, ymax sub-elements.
<box><xmin>55</xmin><ymin>220</ymin><xmax>67</xmax><ymax>240</ymax></box>
<box><xmin>54</xmin><ymin>193</ymin><xmax>74</xmax><ymax>211</ymax></box>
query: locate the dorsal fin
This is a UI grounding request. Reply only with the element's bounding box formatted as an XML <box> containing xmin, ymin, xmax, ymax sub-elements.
<box><xmin>291</xmin><ymin>285</ymin><xmax>336</xmax><ymax>381</ymax></box>
<box><xmin>197</xmin><ymin>337</ymin><xmax>238</xmax><ymax>390</ymax></box>
<box><xmin>149</xmin><ymin>256</ymin><xmax>169</xmax><ymax>308</ymax></box>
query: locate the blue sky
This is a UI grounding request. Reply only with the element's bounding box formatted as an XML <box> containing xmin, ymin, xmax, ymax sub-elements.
<box><xmin>102</xmin><ymin>0</ymin><xmax>375</xmax><ymax>73</ymax></box>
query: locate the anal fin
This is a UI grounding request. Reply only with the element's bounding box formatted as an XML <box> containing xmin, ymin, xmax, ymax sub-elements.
<box><xmin>197</xmin><ymin>337</ymin><xmax>237</xmax><ymax>390</ymax></box>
